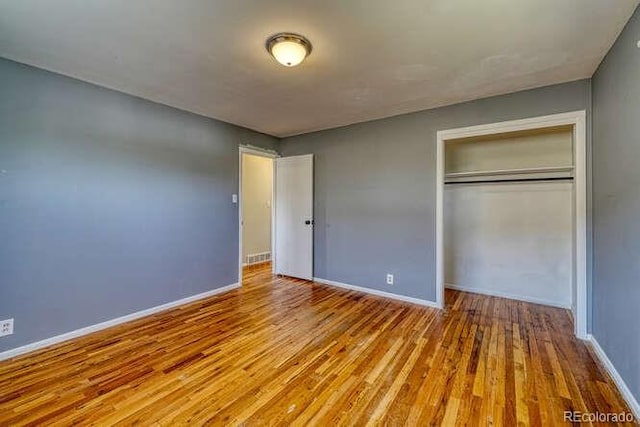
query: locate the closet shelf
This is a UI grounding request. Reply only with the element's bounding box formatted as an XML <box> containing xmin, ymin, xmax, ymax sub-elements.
<box><xmin>444</xmin><ymin>166</ymin><xmax>574</xmax><ymax>179</ymax></box>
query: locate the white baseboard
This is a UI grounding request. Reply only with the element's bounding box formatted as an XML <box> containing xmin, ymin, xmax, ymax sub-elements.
<box><xmin>445</xmin><ymin>283</ymin><xmax>571</xmax><ymax>309</ymax></box>
<box><xmin>587</xmin><ymin>335</ymin><xmax>640</xmax><ymax>419</ymax></box>
<box><xmin>313</xmin><ymin>277</ymin><xmax>439</xmax><ymax>309</ymax></box>
<box><xmin>0</xmin><ymin>282</ymin><xmax>240</xmax><ymax>362</ymax></box>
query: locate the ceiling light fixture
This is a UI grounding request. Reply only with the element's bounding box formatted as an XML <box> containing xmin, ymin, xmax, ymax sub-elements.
<box><xmin>266</xmin><ymin>33</ymin><xmax>312</xmax><ymax>67</ymax></box>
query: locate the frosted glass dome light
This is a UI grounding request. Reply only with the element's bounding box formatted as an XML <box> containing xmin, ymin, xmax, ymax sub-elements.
<box><xmin>266</xmin><ymin>33</ymin><xmax>312</xmax><ymax>67</ymax></box>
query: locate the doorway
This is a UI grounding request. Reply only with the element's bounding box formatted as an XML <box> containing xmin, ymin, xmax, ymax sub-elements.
<box><xmin>238</xmin><ymin>146</ymin><xmax>277</xmax><ymax>283</ymax></box>
<box><xmin>238</xmin><ymin>147</ymin><xmax>315</xmax><ymax>284</ymax></box>
<box><xmin>436</xmin><ymin>111</ymin><xmax>588</xmax><ymax>339</ymax></box>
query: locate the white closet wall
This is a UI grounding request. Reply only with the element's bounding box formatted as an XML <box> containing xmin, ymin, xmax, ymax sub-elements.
<box><xmin>445</xmin><ymin>182</ymin><xmax>572</xmax><ymax>307</ymax></box>
<box><xmin>444</xmin><ymin>127</ymin><xmax>574</xmax><ymax>307</ymax></box>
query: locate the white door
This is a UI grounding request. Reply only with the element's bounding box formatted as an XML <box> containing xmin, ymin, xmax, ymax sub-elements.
<box><xmin>274</xmin><ymin>154</ymin><xmax>313</xmax><ymax>280</ymax></box>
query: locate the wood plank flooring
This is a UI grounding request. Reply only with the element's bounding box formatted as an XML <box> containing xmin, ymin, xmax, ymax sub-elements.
<box><xmin>0</xmin><ymin>263</ymin><xmax>635</xmax><ymax>425</ymax></box>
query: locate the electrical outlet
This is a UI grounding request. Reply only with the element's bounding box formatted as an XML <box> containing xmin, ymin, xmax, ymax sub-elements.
<box><xmin>0</xmin><ymin>319</ymin><xmax>14</xmax><ymax>337</ymax></box>
<box><xmin>386</xmin><ymin>274</ymin><xmax>394</xmax><ymax>285</ymax></box>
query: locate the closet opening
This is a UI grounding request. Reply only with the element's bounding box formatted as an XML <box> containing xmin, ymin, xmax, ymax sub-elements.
<box><xmin>436</xmin><ymin>111</ymin><xmax>587</xmax><ymax>339</ymax></box>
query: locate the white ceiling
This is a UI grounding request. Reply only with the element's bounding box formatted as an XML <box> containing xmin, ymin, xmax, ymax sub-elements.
<box><xmin>0</xmin><ymin>1</ymin><xmax>637</xmax><ymax>137</ymax></box>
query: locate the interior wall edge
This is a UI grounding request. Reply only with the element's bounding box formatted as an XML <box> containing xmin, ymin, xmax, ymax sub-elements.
<box><xmin>591</xmin><ymin>3</ymin><xmax>640</xmax><ymax>405</ymax></box>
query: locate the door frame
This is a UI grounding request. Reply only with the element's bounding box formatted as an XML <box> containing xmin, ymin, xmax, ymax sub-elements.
<box><xmin>435</xmin><ymin>110</ymin><xmax>588</xmax><ymax>339</ymax></box>
<box><xmin>238</xmin><ymin>145</ymin><xmax>279</xmax><ymax>284</ymax></box>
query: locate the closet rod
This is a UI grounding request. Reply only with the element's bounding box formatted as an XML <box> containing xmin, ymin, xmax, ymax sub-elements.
<box><xmin>445</xmin><ymin>177</ymin><xmax>574</xmax><ymax>185</ymax></box>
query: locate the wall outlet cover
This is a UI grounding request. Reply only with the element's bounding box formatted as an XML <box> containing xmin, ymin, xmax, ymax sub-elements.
<box><xmin>0</xmin><ymin>319</ymin><xmax>14</xmax><ymax>337</ymax></box>
<box><xmin>386</xmin><ymin>274</ymin><xmax>394</xmax><ymax>285</ymax></box>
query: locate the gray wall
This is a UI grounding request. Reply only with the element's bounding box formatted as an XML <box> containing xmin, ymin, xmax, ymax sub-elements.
<box><xmin>280</xmin><ymin>80</ymin><xmax>591</xmax><ymax>302</ymax></box>
<box><xmin>592</xmin><ymin>6</ymin><xmax>640</xmax><ymax>403</ymax></box>
<box><xmin>0</xmin><ymin>58</ymin><xmax>278</xmax><ymax>352</ymax></box>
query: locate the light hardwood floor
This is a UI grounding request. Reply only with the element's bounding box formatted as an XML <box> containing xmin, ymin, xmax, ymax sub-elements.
<box><xmin>0</xmin><ymin>263</ymin><xmax>635</xmax><ymax>425</ymax></box>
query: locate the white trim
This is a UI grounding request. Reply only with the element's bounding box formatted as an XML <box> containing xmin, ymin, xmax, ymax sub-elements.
<box><xmin>0</xmin><ymin>283</ymin><xmax>240</xmax><ymax>362</ymax></box>
<box><xmin>272</xmin><ymin>159</ymin><xmax>278</xmax><ymax>276</ymax></box>
<box><xmin>445</xmin><ymin>283</ymin><xmax>571</xmax><ymax>309</ymax></box>
<box><xmin>436</xmin><ymin>128</ymin><xmax>445</xmax><ymax>309</ymax></box>
<box><xmin>573</xmin><ymin>112</ymin><xmax>588</xmax><ymax>339</ymax></box>
<box><xmin>587</xmin><ymin>335</ymin><xmax>640</xmax><ymax>419</ymax></box>
<box><xmin>435</xmin><ymin>111</ymin><xmax>585</xmax><ymax>140</ymax></box>
<box><xmin>238</xmin><ymin>146</ymin><xmax>279</xmax><ymax>284</ymax></box>
<box><xmin>436</xmin><ymin>110</ymin><xmax>588</xmax><ymax>339</ymax></box>
<box><xmin>239</xmin><ymin>145</ymin><xmax>279</xmax><ymax>158</ymax></box>
<box><xmin>313</xmin><ymin>277</ymin><xmax>439</xmax><ymax>308</ymax></box>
